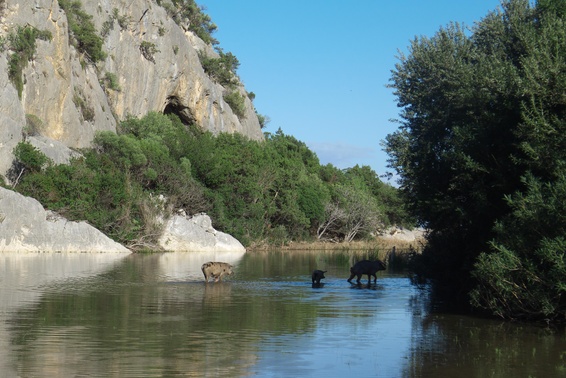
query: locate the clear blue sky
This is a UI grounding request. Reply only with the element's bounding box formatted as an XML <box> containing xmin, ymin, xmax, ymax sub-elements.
<box><xmin>198</xmin><ymin>0</ymin><xmax>502</xmax><ymax>182</ymax></box>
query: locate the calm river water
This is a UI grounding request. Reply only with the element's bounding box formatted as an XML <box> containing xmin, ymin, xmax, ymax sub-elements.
<box><xmin>0</xmin><ymin>250</ymin><xmax>565</xmax><ymax>377</ymax></box>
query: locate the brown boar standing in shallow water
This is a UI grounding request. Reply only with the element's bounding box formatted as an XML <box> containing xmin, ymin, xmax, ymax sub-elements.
<box><xmin>201</xmin><ymin>261</ymin><xmax>234</xmax><ymax>282</ymax></box>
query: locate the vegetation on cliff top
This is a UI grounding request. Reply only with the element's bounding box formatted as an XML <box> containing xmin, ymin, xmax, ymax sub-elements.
<box><xmin>161</xmin><ymin>0</ymin><xmax>219</xmax><ymax>45</ymax></box>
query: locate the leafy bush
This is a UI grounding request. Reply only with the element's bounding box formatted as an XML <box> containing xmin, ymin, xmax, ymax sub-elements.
<box><xmin>101</xmin><ymin>72</ymin><xmax>121</xmax><ymax>91</ymax></box>
<box><xmin>9</xmin><ymin>141</ymin><xmax>51</xmax><ymax>187</ymax></box>
<box><xmin>13</xmin><ymin>142</ymin><xmax>51</xmax><ymax>174</ymax></box>
<box><xmin>199</xmin><ymin>50</ymin><xmax>240</xmax><ymax>88</ymax></box>
<box><xmin>163</xmin><ymin>0</ymin><xmax>218</xmax><ymax>45</ymax></box>
<box><xmin>58</xmin><ymin>0</ymin><xmax>106</xmax><ymax>63</ymax></box>
<box><xmin>471</xmin><ymin>174</ymin><xmax>566</xmax><ymax>321</ymax></box>
<box><xmin>223</xmin><ymin>91</ymin><xmax>246</xmax><ymax>119</ymax></box>
<box><xmin>17</xmin><ymin>156</ymin><xmax>142</xmax><ymax>242</ymax></box>
<box><xmin>7</xmin><ymin>26</ymin><xmax>52</xmax><ymax>98</ymax></box>
<box><xmin>140</xmin><ymin>41</ymin><xmax>159</xmax><ymax>63</ymax></box>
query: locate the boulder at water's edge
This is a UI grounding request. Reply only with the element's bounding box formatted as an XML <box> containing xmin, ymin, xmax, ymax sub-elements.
<box><xmin>0</xmin><ymin>187</ymin><xmax>131</xmax><ymax>253</ymax></box>
<box><xmin>159</xmin><ymin>213</ymin><xmax>246</xmax><ymax>253</ymax></box>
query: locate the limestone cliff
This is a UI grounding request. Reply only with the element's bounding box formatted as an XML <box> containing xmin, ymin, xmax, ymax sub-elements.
<box><xmin>0</xmin><ymin>0</ymin><xmax>263</xmax><ymax>179</ymax></box>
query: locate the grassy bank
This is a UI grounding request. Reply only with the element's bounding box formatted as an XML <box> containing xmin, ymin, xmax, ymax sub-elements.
<box><xmin>247</xmin><ymin>236</ymin><xmax>424</xmax><ymax>272</ymax></box>
<box><xmin>250</xmin><ymin>236</ymin><xmax>424</xmax><ymax>252</ymax></box>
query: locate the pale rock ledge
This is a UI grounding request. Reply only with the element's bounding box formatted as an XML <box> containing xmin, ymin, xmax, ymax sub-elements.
<box><xmin>159</xmin><ymin>213</ymin><xmax>246</xmax><ymax>253</ymax></box>
<box><xmin>0</xmin><ymin>187</ymin><xmax>131</xmax><ymax>253</ymax></box>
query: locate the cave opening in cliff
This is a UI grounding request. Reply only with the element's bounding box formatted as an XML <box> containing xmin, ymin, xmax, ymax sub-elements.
<box><xmin>163</xmin><ymin>96</ymin><xmax>194</xmax><ymax>126</ymax></box>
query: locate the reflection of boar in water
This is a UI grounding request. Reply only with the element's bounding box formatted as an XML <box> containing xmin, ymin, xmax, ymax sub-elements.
<box><xmin>311</xmin><ymin>270</ymin><xmax>326</xmax><ymax>284</ymax></box>
<box><xmin>201</xmin><ymin>261</ymin><xmax>234</xmax><ymax>282</ymax></box>
<box><xmin>347</xmin><ymin>260</ymin><xmax>386</xmax><ymax>284</ymax></box>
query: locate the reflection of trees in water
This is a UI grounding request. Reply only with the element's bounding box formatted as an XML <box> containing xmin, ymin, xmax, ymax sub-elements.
<box><xmin>237</xmin><ymin>249</ymin><xmax>390</xmax><ymax>282</ymax></box>
<box><xmin>10</xmin><ymin>250</ymin><xmax>563</xmax><ymax>376</ymax></box>
<box><xmin>7</xmin><ymin>253</ymin><xmax>322</xmax><ymax>377</ymax></box>
<box><xmin>403</xmin><ymin>288</ymin><xmax>566</xmax><ymax>378</ymax></box>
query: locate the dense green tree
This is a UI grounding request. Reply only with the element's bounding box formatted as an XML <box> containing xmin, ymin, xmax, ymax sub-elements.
<box><xmin>385</xmin><ymin>0</ymin><xmax>566</xmax><ymax>320</ymax></box>
<box><xmin>183</xmin><ymin>128</ymin><xmax>328</xmax><ymax>244</ymax></box>
<box><xmin>471</xmin><ymin>174</ymin><xmax>566</xmax><ymax>320</ymax></box>
<box><xmin>264</xmin><ymin>129</ymin><xmax>328</xmax><ymax>239</ymax></box>
<box><xmin>344</xmin><ymin>165</ymin><xmax>414</xmax><ymax>228</ymax></box>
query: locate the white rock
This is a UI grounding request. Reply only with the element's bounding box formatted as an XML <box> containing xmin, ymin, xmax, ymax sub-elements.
<box><xmin>0</xmin><ymin>187</ymin><xmax>130</xmax><ymax>253</ymax></box>
<box><xmin>380</xmin><ymin>227</ymin><xmax>426</xmax><ymax>242</ymax></box>
<box><xmin>158</xmin><ymin>214</ymin><xmax>246</xmax><ymax>253</ymax></box>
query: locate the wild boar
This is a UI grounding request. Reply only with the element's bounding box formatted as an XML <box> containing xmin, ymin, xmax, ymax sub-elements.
<box><xmin>201</xmin><ymin>261</ymin><xmax>234</xmax><ymax>282</ymax></box>
<box><xmin>311</xmin><ymin>270</ymin><xmax>327</xmax><ymax>284</ymax></box>
<box><xmin>347</xmin><ymin>259</ymin><xmax>386</xmax><ymax>284</ymax></box>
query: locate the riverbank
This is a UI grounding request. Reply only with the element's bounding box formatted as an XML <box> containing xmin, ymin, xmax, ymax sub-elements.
<box><xmin>248</xmin><ymin>234</ymin><xmax>425</xmax><ymax>254</ymax></box>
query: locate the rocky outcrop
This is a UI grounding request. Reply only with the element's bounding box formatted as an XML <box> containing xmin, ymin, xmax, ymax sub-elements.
<box><xmin>0</xmin><ymin>162</ymin><xmax>248</xmax><ymax>255</ymax></box>
<box><xmin>0</xmin><ymin>187</ymin><xmax>131</xmax><ymax>253</ymax></box>
<box><xmin>0</xmin><ymin>0</ymin><xmax>263</xmax><ymax>180</ymax></box>
<box><xmin>27</xmin><ymin>135</ymin><xmax>82</xmax><ymax>166</ymax></box>
<box><xmin>159</xmin><ymin>213</ymin><xmax>246</xmax><ymax>252</ymax></box>
<box><xmin>379</xmin><ymin>227</ymin><xmax>426</xmax><ymax>243</ymax></box>
<box><xmin>0</xmin><ymin>187</ymin><xmax>245</xmax><ymax>253</ymax></box>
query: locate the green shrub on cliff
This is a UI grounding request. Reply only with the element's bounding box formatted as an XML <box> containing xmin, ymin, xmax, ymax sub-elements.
<box><xmin>13</xmin><ymin>141</ymin><xmax>51</xmax><ymax>175</ymax></box>
<box><xmin>223</xmin><ymin>91</ymin><xmax>246</xmax><ymax>119</ymax></box>
<box><xmin>199</xmin><ymin>50</ymin><xmax>240</xmax><ymax>88</ymax></box>
<box><xmin>58</xmin><ymin>0</ymin><xmax>106</xmax><ymax>63</ymax></box>
<box><xmin>163</xmin><ymin>0</ymin><xmax>218</xmax><ymax>45</ymax></box>
<box><xmin>7</xmin><ymin>26</ymin><xmax>52</xmax><ymax>98</ymax></box>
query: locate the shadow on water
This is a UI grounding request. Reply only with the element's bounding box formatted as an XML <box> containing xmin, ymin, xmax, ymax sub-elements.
<box><xmin>348</xmin><ymin>282</ymin><xmax>384</xmax><ymax>290</ymax></box>
<box><xmin>1</xmin><ymin>250</ymin><xmax>565</xmax><ymax>377</ymax></box>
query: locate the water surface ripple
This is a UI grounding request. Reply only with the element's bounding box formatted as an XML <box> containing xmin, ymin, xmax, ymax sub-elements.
<box><xmin>0</xmin><ymin>251</ymin><xmax>564</xmax><ymax>377</ymax></box>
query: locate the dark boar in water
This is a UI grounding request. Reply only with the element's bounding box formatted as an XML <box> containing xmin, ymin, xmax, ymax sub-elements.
<box><xmin>311</xmin><ymin>270</ymin><xmax>326</xmax><ymax>284</ymax></box>
<box><xmin>347</xmin><ymin>260</ymin><xmax>386</xmax><ymax>284</ymax></box>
